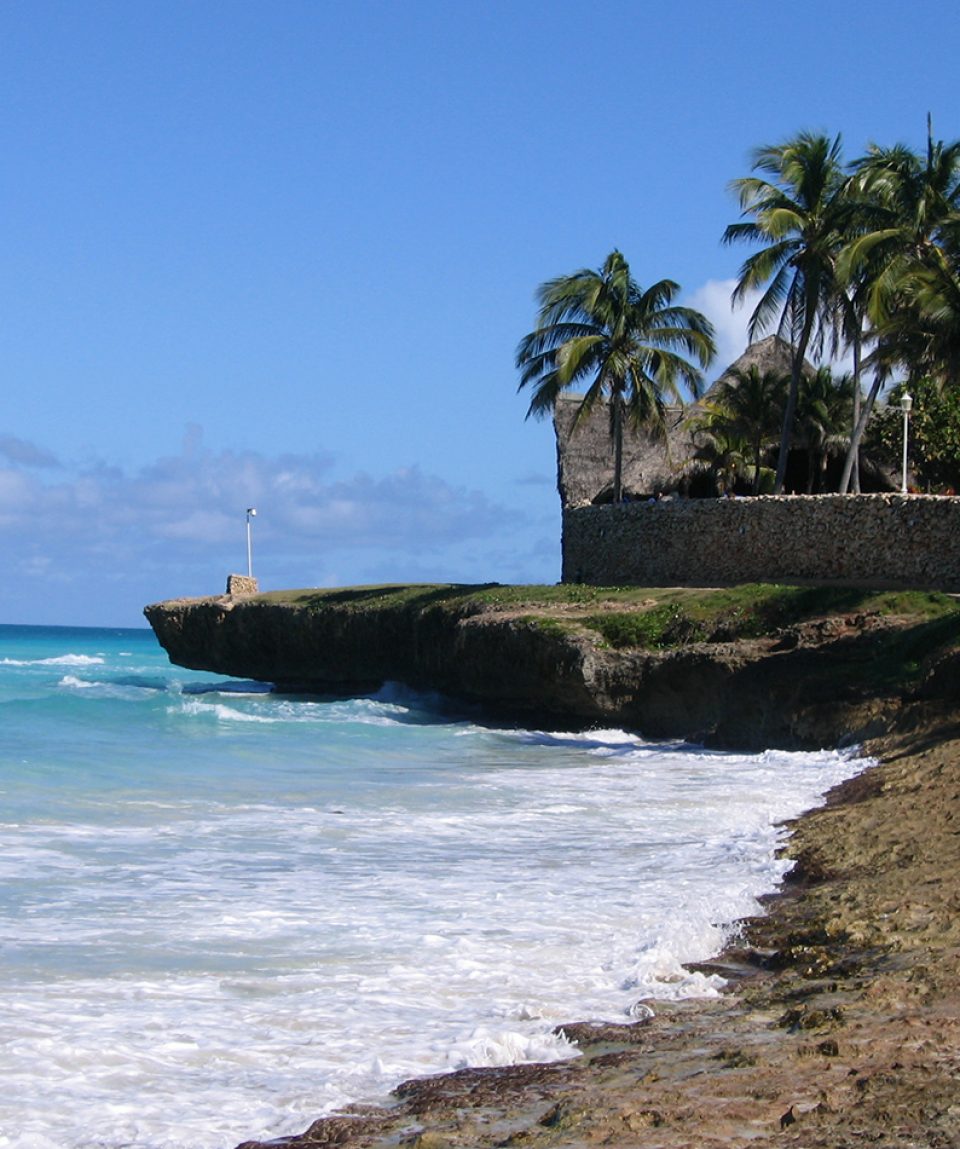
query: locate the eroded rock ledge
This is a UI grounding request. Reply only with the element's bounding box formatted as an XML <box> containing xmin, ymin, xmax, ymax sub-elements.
<box><xmin>145</xmin><ymin>586</ymin><xmax>957</xmax><ymax>751</ymax></box>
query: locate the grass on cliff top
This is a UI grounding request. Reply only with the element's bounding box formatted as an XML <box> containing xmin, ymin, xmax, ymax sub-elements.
<box><xmin>254</xmin><ymin>582</ymin><xmax>959</xmax><ymax>651</ymax></box>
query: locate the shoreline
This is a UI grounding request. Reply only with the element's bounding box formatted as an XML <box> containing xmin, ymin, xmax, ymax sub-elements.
<box><xmin>235</xmin><ymin>715</ymin><xmax>960</xmax><ymax>1149</ymax></box>
<box><xmin>142</xmin><ymin>585</ymin><xmax>960</xmax><ymax>1146</ymax></box>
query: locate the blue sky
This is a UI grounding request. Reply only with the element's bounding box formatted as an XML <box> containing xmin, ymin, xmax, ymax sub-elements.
<box><xmin>1</xmin><ymin>0</ymin><xmax>956</xmax><ymax>626</ymax></box>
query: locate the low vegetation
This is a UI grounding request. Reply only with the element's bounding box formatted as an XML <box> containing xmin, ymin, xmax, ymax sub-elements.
<box><xmin>580</xmin><ymin>586</ymin><xmax>956</xmax><ymax>649</ymax></box>
<box><xmin>256</xmin><ymin>582</ymin><xmax>959</xmax><ymax>653</ymax></box>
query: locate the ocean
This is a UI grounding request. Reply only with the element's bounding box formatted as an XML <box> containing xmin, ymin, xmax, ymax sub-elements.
<box><xmin>0</xmin><ymin>623</ymin><xmax>865</xmax><ymax>1149</ymax></box>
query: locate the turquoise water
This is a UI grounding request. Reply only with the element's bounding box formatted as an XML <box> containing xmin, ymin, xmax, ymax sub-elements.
<box><xmin>0</xmin><ymin>624</ymin><xmax>866</xmax><ymax>1149</ymax></box>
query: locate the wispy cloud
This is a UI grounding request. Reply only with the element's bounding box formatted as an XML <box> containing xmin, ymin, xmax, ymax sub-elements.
<box><xmin>0</xmin><ymin>428</ymin><xmax>547</xmax><ymax>624</ymax></box>
<box><xmin>514</xmin><ymin>471</ymin><xmax>555</xmax><ymax>487</ymax></box>
<box><xmin>0</xmin><ymin>435</ymin><xmax>60</xmax><ymax>469</ymax></box>
<box><xmin>684</xmin><ymin>279</ymin><xmax>762</xmax><ymax>380</ymax></box>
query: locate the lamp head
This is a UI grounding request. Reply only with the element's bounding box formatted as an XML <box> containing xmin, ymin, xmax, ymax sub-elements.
<box><xmin>900</xmin><ymin>393</ymin><xmax>913</xmax><ymax>413</ymax></box>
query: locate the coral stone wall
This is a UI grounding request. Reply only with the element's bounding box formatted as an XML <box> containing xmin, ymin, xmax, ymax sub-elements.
<box><xmin>562</xmin><ymin>494</ymin><xmax>960</xmax><ymax>590</ymax></box>
<box><xmin>225</xmin><ymin>574</ymin><xmax>260</xmax><ymax>595</ymax></box>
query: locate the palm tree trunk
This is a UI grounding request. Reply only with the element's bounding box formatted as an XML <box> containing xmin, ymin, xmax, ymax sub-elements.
<box><xmin>774</xmin><ymin>318</ymin><xmax>813</xmax><ymax>494</ymax></box>
<box><xmin>838</xmin><ymin>368</ymin><xmax>884</xmax><ymax>493</ymax></box>
<box><xmin>851</xmin><ymin>332</ymin><xmax>862</xmax><ymax>494</ymax></box>
<box><xmin>752</xmin><ymin>435</ymin><xmax>762</xmax><ymax>496</ymax></box>
<box><xmin>612</xmin><ymin>397</ymin><xmax>624</xmax><ymax>503</ymax></box>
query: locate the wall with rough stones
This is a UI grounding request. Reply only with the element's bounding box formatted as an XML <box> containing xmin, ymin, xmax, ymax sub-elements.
<box><xmin>225</xmin><ymin>574</ymin><xmax>260</xmax><ymax>595</ymax></box>
<box><xmin>562</xmin><ymin>494</ymin><xmax>960</xmax><ymax>590</ymax></box>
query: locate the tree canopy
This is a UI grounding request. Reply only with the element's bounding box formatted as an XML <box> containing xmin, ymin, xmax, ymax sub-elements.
<box><xmin>516</xmin><ymin>250</ymin><xmax>715</xmax><ymax>502</ymax></box>
<box><xmin>723</xmin><ymin>120</ymin><xmax>960</xmax><ymax>494</ymax></box>
<box><xmin>517</xmin><ymin>119</ymin><xmax>960</xmax><ymax>498</ymax></box>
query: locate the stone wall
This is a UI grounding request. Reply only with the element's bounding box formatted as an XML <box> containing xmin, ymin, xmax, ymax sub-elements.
<box><xmin>225</xmin><ymin>574</ymin><xmax>260</xmax><ymax>595</ymax></box>
<box><xmin>562</xmin><ymin>494</ymin><xmax>960</xmax><ymax>591</ymax></box>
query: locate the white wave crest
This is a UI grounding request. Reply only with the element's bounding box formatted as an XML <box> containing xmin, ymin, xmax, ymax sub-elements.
<box><xmin>58</xmin><ymin>676</ymin><xmax>98</xmax><ymax>690</ymax></box>
<box><xmin>1</xmin><ymin>654</ymin><xmax>105</xmax><ymax>668</ymax></box>
<box><xmin>174</xmin><ymin>699</ymin><xmax>277</xmax><ymax>724</ymax></box>
<box><xmin>446</xmin><ymin>1024</ymin><xmax>577</xmax><ymax>1070</ymax></box>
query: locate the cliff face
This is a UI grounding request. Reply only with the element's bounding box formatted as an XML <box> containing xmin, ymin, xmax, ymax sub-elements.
<box><xmin>143</xmin><ymin>590</ymin><xmax>939</xmax><ymax>751</ymax></box>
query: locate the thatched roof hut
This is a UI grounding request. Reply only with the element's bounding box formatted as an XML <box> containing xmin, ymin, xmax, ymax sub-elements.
<box><xmin>553</xmin><ymin>336</ymin><xmax>799</xmax><ymax>508</ymax></box>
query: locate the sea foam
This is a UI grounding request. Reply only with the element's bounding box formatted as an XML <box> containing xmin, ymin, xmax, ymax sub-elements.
<box><xmin>0</xmin><ymin>624</ymin><xmax>867</xmax><ymax>1149</ymax></box>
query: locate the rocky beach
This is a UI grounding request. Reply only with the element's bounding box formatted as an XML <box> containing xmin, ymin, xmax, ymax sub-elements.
<box><xmin>145</xmin><ymin>585</ymin><xmax>960</xmax><ymax>1148</ymax></box>
<box><xmin>233</xmin><ymin>721</ymin><xmax>960</xmax><ymax>1149</ymax></box>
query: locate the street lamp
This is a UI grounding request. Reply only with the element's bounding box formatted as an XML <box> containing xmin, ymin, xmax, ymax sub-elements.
<box><xmin>248</xmin><ymin>510</ymin><xmax>258</xmax><ymax>579</ymax></box>
<box><xmin>900</xmin><ymin>393</ymin><xmax>913</xmax><ymax>494</ymax></box>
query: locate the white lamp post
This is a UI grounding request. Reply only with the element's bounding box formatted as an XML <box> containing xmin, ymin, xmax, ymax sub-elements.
<box><xmin>900</xmin><ymin>393</ymin><xmax>913</xmax><ymax>494</ymax></box>
<box><xmin>248</xmin><ymin>510</ymin><xmax>258</xmax><ymax>579</ymax></box>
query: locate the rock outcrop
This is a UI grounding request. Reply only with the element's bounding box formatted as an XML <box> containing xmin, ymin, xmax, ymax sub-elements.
<box><xmin>143</xmin><ymin>588</ymin><xmax>945</xmax><ymax>750</ymax></box>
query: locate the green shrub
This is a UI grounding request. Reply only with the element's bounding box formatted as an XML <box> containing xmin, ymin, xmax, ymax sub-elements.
<box><xmin>584</xmin><ymin>604</ymin><xmax>707</xmax><ymax>649</ymax></box>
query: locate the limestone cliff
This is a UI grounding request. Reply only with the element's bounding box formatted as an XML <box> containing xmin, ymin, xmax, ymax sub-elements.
<box><xmin>143</xmin><ymin>586</ymin><xmax>954</xmax><ymax>750</ymax></box>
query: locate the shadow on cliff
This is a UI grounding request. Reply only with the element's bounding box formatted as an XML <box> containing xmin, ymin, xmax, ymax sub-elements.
<box><xmin>295</xmin><ymin>584</ymin><xmax>502</xmax><ymax>611</ymax></box>
<box><xmin>703</xmin><ymin>611</ymin><xmax>960</xmax><ymax>750</ymax></box>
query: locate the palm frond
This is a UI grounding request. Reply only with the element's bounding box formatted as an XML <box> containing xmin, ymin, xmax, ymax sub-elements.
<box><xmin>515</xmin><ymin>250</ymin><xmax>716</xmax><ymax>498</ymax></box>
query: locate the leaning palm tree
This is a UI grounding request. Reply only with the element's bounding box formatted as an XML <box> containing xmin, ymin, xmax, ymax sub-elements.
<box><xmin>837</xmin><ymin>122</ymin><xmax>960</xmax><ymax>492</ymax></box>
<box><xmin>723</xmin><ymin>132</ymin><xmax>851</xmax><ymax>493</ymax></box>
<box><xmin>830</xmin><ymin>279</ymin><xmax>872</xmax><ymax>493</ymax></box>
<box><xmin>516</xmin><ymin>250</ymin><xmax>716</xmax><ymax>503</ymax></box>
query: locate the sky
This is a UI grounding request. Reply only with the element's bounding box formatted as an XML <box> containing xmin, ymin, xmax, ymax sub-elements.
<box><xmin>1</xmin><ymin>0</ymin><xmax>956</xmax><ymax>626</ymax></box>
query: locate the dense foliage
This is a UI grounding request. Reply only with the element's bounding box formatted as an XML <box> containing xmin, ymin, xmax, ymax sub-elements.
<box><xmin>725</xmin><ymin>119</ymin><xmax>960</xmax><ymax>493</ymax></box>
<box><xmin>866</xmin><ymin>379</ymin><xmax>960</xmax><ymax>492</ymax></box>
<box><xmin>514</xmin><ymin>250</ymin><xmax>716</xmax><ymax>502</ymax></box>
<box><xmin>517</xmin><ymin>119</ymin><xmax>960</xmax><ymax>499</ymax></box>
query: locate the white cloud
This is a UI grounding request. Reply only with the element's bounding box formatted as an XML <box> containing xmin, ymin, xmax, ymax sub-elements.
<box><xmin>0</xmin><ymin>430</ymin><xmax>543</xmax><ymax>624</ymax></box>
<box><xmin>685</xmin><ymin>278</ymin><xmax>858</xmax><ymax>378</ymax></box>
<box><xmin>684</xmin><ymin>278</ymin><xmax>763</xmax><ymax>380</ymax></box>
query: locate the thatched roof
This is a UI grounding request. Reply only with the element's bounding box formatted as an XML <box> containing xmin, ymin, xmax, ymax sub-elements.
<box><xmin>553</xmin><ymin>336</ymin><xmax>804</xmax><ymax>508</ymax></box>
<box><xmin>705</xmin><ymin>334</ymin><xmax>805</xmax><ymax>397</ymax></box>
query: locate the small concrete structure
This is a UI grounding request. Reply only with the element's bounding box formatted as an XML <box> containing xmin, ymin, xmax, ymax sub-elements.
<box><xmin>226</xmin><ymin>574</ymin><xmax>259</xmax><ymax>595</ymax></box>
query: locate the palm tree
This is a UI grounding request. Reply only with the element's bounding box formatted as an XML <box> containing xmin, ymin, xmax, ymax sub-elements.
<box><xmin>690</xmin><ymin>421</ymin><xmax>751</xmax><ymax>496</ymax></box>
<box><xmin>842</xmin><ymin>121</ymin><xmax>960</xmax><ymax>324</ymax></box>
<box><xmin>824</xmin><ymin>183</ymin><xmax>877</xmax><ymax>494</ymax></box>
<box><xmin>887</xmin><ymin>245</ymin><xmax>960</xmax><ymax>388</ymax></box>
<box><xmin>516</xmin><ymin>250</ymin><xmax>716</xmax><ymax>503</ymax></box>
<box><xmin>698</xmin><ymin>364</ymin><xmax>787</xmax><ymax>495</ymax></box>
<box><xmin>723</xmin><ymin>133</ymin><xmax>851</xmax><ymax>493</ymax></box>
<box><xmin>795</xmin><ymin>367</ymin><xmax>854</xmax><ymax>492</ymax></box>
<box><xmin>837</xmin><ymin>122</ymin><xmax>960</xmax><ymax>492</ymax></box>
